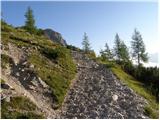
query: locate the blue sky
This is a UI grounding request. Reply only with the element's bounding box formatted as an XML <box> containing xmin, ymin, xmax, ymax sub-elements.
<box><xmin>1</xmin><ymin>1</ymin><xmax>158</xmax><ymax>59</ymax></box>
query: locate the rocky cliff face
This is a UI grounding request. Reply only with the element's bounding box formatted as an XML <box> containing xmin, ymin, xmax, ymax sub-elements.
<box><xmin>44</xmin><ymin>29</ymin><xmax>67</xmax><ymax>46</ymax></box>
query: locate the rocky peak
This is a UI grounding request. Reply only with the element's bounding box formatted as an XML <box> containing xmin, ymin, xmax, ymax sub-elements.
<box><xmin>44</xmin><ymin>29</ymin><xmax>67</xmax><ymax>46</ymax></box>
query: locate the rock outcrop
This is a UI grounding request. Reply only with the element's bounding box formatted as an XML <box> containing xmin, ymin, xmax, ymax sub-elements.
<box><xmin>44</xmin><ymin>29</ymin><xmax>67</xmax><ymax>46</ymax></box>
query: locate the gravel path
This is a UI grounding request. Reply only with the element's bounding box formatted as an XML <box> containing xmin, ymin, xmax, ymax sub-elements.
<box><xmin>57</xmin><ymin>51</ymin><xmax>149</xmax><ymax>119</ymax></box>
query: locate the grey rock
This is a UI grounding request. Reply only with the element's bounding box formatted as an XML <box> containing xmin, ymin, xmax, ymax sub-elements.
<box><xmin>29</xmin><ymin>64</ymin><xmax>34</xmax><ymax>68</ymax></box>
<box><xmin>5</xmin><ymin>96</ymin><xmax>11</xmax><ymax>102</ymax></box>
<box><xmin>44</xmin><ymin>29</ymin><xmax>67</xmax><ymax>46</ymax></box>
<box><xmin>38</xmin><ymin>77</ymin><xmax>48</xmax><ymax>88</ymax></box>
<box><xmin>16</xmin><ymin>72</ymin><xmax>20</xmax><ymax>76</ymax></box>
<box><xmin>112</xmin><ymin>94</ymin><xmax>118</xmax><ymax>101</ymax></box>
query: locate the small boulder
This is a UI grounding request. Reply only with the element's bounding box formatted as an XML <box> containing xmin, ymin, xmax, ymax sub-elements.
<box><xmin>1</xmin><ymin>83</ymin><xmax>10</xmax><ymax>89</ymax></box>
<box><xmin>22</xmin><ymin>61</ymin><xmax>27</xmax><ymax>65</ymax></box>
<box><xmin>5</xmin><ymin>96</ymin><xmax>11</xmax><ymax>102</ymax></box>
<box><xmin>112</xmin><ymin>94</ymin><xmax>118</xmax><ymax>101</ymax></box>
<box><xmin>29</xmin><ymin>85</ymin><xmax>35</xmax><ymax>90</ymax></box>
<box><xmin>38</xmin><ymin>77</ymin><xmax>48</xmax><ymax>88</ymax></box>
<box><xmin>29</xmin><ymin>64</ymin><xmax>34</xmax><ymax>68</ymax></box>
<box><xmin>16</xmin><ymin>72</ymin><xmax>20</xmax><ymax>77</ymax></box>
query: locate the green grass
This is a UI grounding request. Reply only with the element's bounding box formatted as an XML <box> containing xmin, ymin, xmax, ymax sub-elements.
<box><xmin>1</xmin><ymin>22</ymin><xmax>77</xmax><ymax>109</ymax></box>
<box><xmin>28</xmin><ymin>46</ymin><xmax>76</xmax><ymax>108</ymax></box>
<box><xmin>1</xmin><ymin>21</ymin><xmax>58</xmax><ymax>49</ymax></box>
<box><xmin>96</xmin><ymin>58</ymin><xmax>159</xmax><ymax>119</ymax></box>
<box><xmin>111</xmin><ymin>65</ymin><xmax>159</xmax><ymax>119</ymax></box>
<box><xmin>0</xmin><ymin>78</ymin><xmax>6</xmax><ymax>84</ymax></box>
<box><xmin>1</xmin><ymin>54</ymin><xmax>13</xmax><ymax>69</ymax></box>
<box><xmin>1</xmin><ymin>96</ymin><xmax>44</xmax><ymax>119</ymax></box>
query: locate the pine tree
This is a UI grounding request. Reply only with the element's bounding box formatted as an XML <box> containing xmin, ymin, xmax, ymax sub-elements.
<box><xmin>104</xmin><ymin>43</ymin><xmax>113</xmax><ymax>60</ymax></box>
<box><xmin>114</xmin><ymin>33</ymin><xmax>130</xmax><ymax>62</ymax></box>
<box><xmin>120</xmin><ymin>41</ymin><xmax>130</xmax><ymax>62</ymax></box>
<box><xmin>131</xmin><ymin>29</ymin><xmax>148</xmax><ymax>66</ymax></box>
<box><xmin>24</xmin><ymin>7</ymin><xmax>36</xmax><ymax>33</ymax></box>
<box><xmin>82</xmin><ymin>32</ymin><xmax>91</xmax><ymax>53</ymax></box>
<box><xmin>100</xmin><ymin>49</ymin><xmax>107</xmax><ymax>60</ymax></box>
<box><xmin>114</xmin><ymin>33</ymin><xmax>122</xmax><ymax>61</ymax></box>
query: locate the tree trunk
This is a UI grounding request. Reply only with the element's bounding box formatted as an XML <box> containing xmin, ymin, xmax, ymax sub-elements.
<box><xmin>138</xmin><ymin>53</ymin><xmax>140</xmax><ymax>66</ymax></box>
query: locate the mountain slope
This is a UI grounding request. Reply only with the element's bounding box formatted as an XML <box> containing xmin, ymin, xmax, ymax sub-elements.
<box><xmin>1</xmin><ymin>21</ymin><xmax>76</xmax><ymax>118</ymax></box>
<box><xmin>1</xmin><ymin>21</ymin><xmax>157</xmax><ymax>119</ymax></box>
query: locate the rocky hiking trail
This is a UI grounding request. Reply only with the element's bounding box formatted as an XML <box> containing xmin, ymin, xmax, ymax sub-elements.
<box><xmin>56</xmin><ymin>51</ymin><xmax>149</xmax><ymax>119</ymax></box>
<box><xmin>1</xmin><ymin>44</ymin><xmax>149</xmax><ymax>119</ymax></box>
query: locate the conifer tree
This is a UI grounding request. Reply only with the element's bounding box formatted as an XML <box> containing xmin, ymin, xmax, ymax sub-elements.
<box><xmin>114</xmin><ymin>33</ymin><xmax>122</xmax><ymax>61</ymax></box>
<box><xmin>24</xmin><ymin>7</ymin><xmax>36</xmax><ymax>33</ymax></box>
<box><xmin>131</xmin><ymin>29</ymin><xmax>148</xmax><ymax>66</ymax></box>
<box><xmin>104</xmin><ymin>43</ymin><xmax>113</xmax><ymax>60</ymax></box>
<box><xmin>82</xmin><ymin>32</ymin><xmax>91</xmax><ymax>53</ymax></box>
<box><xmin>114</xmin><ymin>33</ymin><xmax>130</xmax><ymax>62</ymax></box>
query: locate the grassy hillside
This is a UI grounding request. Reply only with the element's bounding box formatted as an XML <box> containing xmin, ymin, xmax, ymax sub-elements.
<box><xmin>96</xmin><ymin>58</ymin><xmax>159</xmax><ymax>119</ymax></box>
<box><xmin>1</xmin><ymin>21</ymin><xmax>76</xmax><ymax>107</ymax></box>
<box><xmin>1</xmin><ymin>96</ymin><xmax>44</xmax><ymax>119</ymax></box>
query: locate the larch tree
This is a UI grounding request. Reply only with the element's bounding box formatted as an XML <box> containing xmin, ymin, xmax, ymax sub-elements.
<box><xmin>131</xmin><ymin>29</ymin><xmax>148</xmax><ymax>66</ymax></box>
<box><xmin>104</xmin><ymin>43</ymin><xmax>113</xmax><ymax>60</ymax></box>
<box><xmin>24</xmin><ymin>7</ymin><xmax>36</xmax><ymax>34</ymax></box>
<box><xmin>82</xmin><ymin>32</ymin><xmax>91</xmax><ymax>53</ymax></box>
<box><xmin>114</xmin><ymin>33</ymin><xmax>130</xmax><ymax>62</ymax></box>
<box><xmin>114</xmin><ymin>33</ymin><xmax>122</xmax><ymax>61</ymax></box>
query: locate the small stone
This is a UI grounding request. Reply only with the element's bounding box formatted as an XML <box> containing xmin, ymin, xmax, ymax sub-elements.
<box><xmin>38</xmin><ymin>77</ymin><xmax>48</xmax><ymax>88</ymax></box>
<box><xmin>112</xmin><ymin>94</ymin><xmax>118</xmax><ymax>101</ymax></box>
<box><xmin>5</xmin><ymin>96</ymin><xmax>11</xmax><ymax>102</ymax></box>
<box><xmin>22</xmin><ymin>61</ymin><xmax>27</xmax><ymax>65</ymax></box>
<box><xmin>30</xmin><ymin>64</ymin><xmax>34</xmax><ymax>68</ymax></box>
<box><xmin>29</xmin><ymin>85</ymin><xmax>35</xmax><ymax>90</ymax></box>
<box><xmin>31</xmin><ymin>80</ymin><xmax>38</xmax><ymax>87</ymax></box>
<box><xmin>16</xmin><ymin>72</ymin><xmax>20</xmax><ymax>77</ymax></box>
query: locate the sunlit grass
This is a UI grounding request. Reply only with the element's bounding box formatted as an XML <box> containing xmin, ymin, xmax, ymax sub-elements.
<box><xmin>111</xmin><ymin>65</ymin><xmax>159</xmax><ymax>119</ymax></box>
<box><xmin>1</xmin><ymin>96</ymin><xmax>44</xmax><ymax>119</ymax></box>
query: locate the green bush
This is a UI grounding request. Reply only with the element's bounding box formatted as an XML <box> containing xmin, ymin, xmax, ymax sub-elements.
<box><xmin>41</xmin><ymin>47</ymin><xmax>58</xmax><ymax>60</ymax></box>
